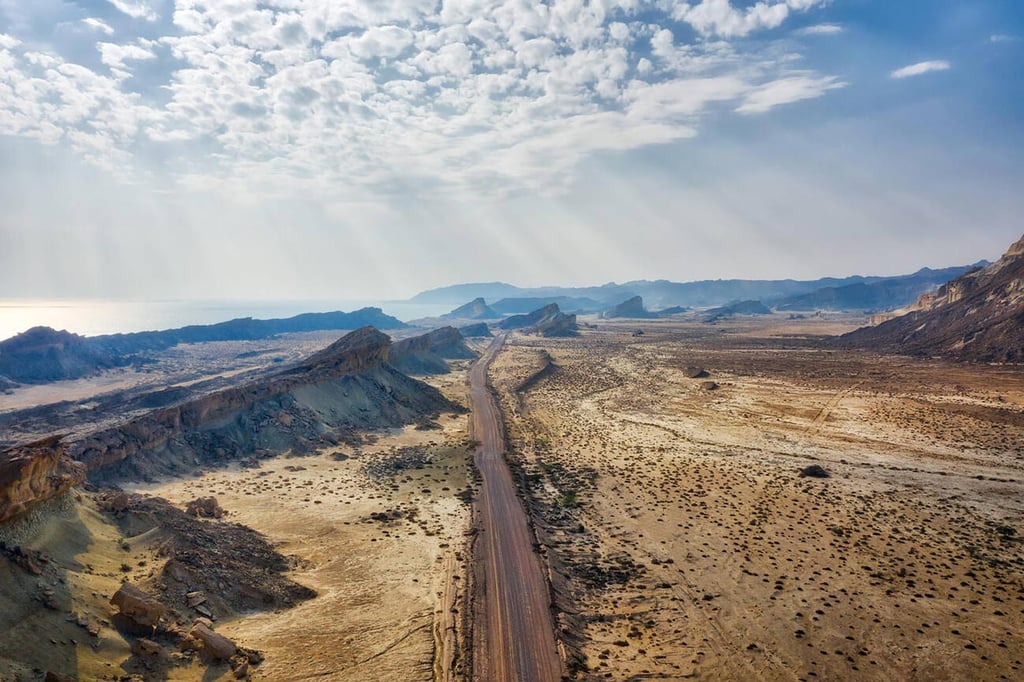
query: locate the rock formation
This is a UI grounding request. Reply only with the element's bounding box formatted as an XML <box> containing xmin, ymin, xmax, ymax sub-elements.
<box><xmin>498</xmin><ymin>304</ymin><xmax>578</xmax><ymax>337</ymax></box>
<box><xmin>838</xmin><ymin>233</ymin><xmax>1024</xmax><ymax>362</ymax></box>
<box><xmin>389</xmin><ymin>326</ymin><xmax>478</xmax><ymax>375</ymax></box>
<box><xmin>459</xmin><ymin>322</ymin><xmax>492</xmax><ymax>337</ymax></box>
<box><xmin>603</xmin><ymin>296</ymin><xmax>655</xmax><ymax>319</ymax></box>
<box><xmin>0</xmin><ymin>327</ymin><xmax>127</xmax><ymax>384</ymax></box>
<box><xmin>69</xmin><ymin>327</ymin><xmax>460</xmax><ymax>483</ymax></box>
<box><xmin>0</xmin><ymin>436</ymin><xmax>85</xmax><ymax>524</ymax></box>
<box><xmin>443</xmin><ymin>297</ymin><xmax>498</xmax><ymax>320</ymax></box>
<box><xmin>110</xmin><ymin>583</ymin><xmax>166</xmax><ymax>631</ymax></box>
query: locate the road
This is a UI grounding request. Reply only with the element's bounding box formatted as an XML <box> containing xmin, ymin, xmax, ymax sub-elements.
<box><xmin>469</xmin><ymin>334</ymin><xmax>562</xmax><ymax>682</ymax></box>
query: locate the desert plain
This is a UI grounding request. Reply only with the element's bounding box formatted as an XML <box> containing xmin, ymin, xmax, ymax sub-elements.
<box><xmin>1</xmin><ymin>315</ymin><xmax>1023</xmax><ymax>682</ymax></box>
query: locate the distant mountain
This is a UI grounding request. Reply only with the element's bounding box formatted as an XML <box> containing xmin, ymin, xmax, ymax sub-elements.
<box><xmin>603</xmin><ymin>296</ymin><xmax>656</xmax><ymax>319</ymax></box>
<box><xmin>442</xmin><ymin>297</ymin><xmax>498</xmax><ymax>320</ymax></box>
<box><xmin>774</xmin><ymin>265</ymin><xmax>984</xmax><ymax>311</ymax></box>
<box><xmin>0</xmin><ymin>308</ymin><xmax>408</xmax><ymax>385</ymax></box>
<box><xmin>491</xmin><ymin>296</ymin><xmax>605</xmax><ymax>314</ymax></box>
<box><xmin>408</xmin><ymin>263</ymin><xmax>983</xmax><ymax>310</ymax></box>
<box><xmin>655</xmin><ymin>306</ymin><xmax>689</xmax><ymax>317</ymax></box>
<box><xmin>837</xmin><ymin>236</ymin><xmax>1024</xmax><ymax>362</ymax></box>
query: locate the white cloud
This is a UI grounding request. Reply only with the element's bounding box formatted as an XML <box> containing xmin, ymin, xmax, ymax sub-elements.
<box><xmin>677</xmin><ymin>0</ymin><xmax>827</xmax><ymax>39</ymax></box>
<box><xmin>0</xmin><ymin>0</ymin><xmax>843</xmax><ymax>197</ymax></box>
<box><xmin>82</xmin><ymin>18</ymin><xmax>116</xmax><ymax>36</ymax></box>
<box><xmin>796</xmin><ymin>23</ymin><xmax>844</xmax><ymax>36</ymax></box>
<box><xmin>0</xmin><ymin>34</ymin><xmax>21</xmax><ymax>49</ymax></box>
<box><xmin>106</xmin><ymin>0</ymin><xmax>158</xmax><ymax>22</ymax></box>
<box><xmin>97</xmin><ymin>41</ymin><xmax>156</xmax><ymax>72</ymax></box>
<box><xmin>990</xmin><ymin>34</ymin><xmax>1019</xmax><ymax>43</ymax></box>
<box><xmin>890</xmin><ymin>60</ymin><xmax>951</xmax><ymax>79</ymax></box>
<box><xmin>736</xmin><ymin>75</ymin><xmax>845</xmax><ymax>113</ymax></box>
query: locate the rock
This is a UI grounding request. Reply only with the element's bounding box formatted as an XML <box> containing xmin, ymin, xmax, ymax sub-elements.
<box><xmin>700</xmin><ymin>381</ymin><xmax>719</xmax><ymax>391</ymax></box>
<box><xmin>799</xmin><ymin>465</ymin><xmax>830</xmax><ymax>479</ymax></box>
<box><xmin>185</xmin><ymin>496</ymin><xmax>224</xmax><ymax>519</ymax></box>
<box><xmin>390</xmin><ymin>327</ymin><xmax>477</xmax><ymax>376</ymax></box>
<box><xmin>131</xmin><ymin>637</ymin><xmax>163</xmax><ymax>657</ymax></box>
<box><xmin>0</xmin><ymin>435</ymin><xmax>86</xmax><ymax>524</ymax></box>
<box><xmin>110</xmin><ymin>583</ymin><xmax>165</xmax><ymax>630</ymax></box>
<box><xmin>458</xmin><ymin>322</ymin><xmax>492</xmax><ymax>337</ymax></box>
<box><xmin>603</xmin><ymin>296</ymin><xmax>655</xmax><ymax>319</ymax></box>
<box><xmin>683</xmin><ymin>366</ymin><xmax>708</xmax><ymax>378</ymax></box>
<box><xmin>186</xmin><ymin>591</ymin><xmax>207</xmax><ymax>607</ymax></box>
<box><xmin>443</xmin><ymin>297</ymin><xmax>498</xmax><ymax>320</ymax></box>
<box><xmin>189</xmin><ymin>622</ymin><xmax>238</xmax><ymax>660</ymax></box>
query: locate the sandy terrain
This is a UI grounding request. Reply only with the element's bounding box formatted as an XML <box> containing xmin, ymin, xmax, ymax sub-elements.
<box><xmin>489</xmin><ymin>316</ymin><xmax>1024</xmax><ymax>681</ymax></box>
<box><xmin>128</xmin><ymin>363</ymin><xmax>475</xmax><ymax>682</ymax></box>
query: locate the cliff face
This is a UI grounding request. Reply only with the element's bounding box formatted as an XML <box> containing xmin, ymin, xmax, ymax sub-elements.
<box><xmin>838</xmin><ymin>234</ymin><xmax>1024</xmax><ymax>362</ymax></box>
<box><xmin>499</xmin><ymin>303</ymin><xmax>561</xmax><ymax>330</ymax></box>
<box><xmin>0</xmin><ymin>436</ymin><xmax>86</xmax><ymax>524</ymax></box>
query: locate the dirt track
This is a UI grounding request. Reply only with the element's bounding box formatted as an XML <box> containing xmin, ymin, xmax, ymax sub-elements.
<box><xmin>469</xmin><ymin>335</ymin><xmax>562</xmax><ymax>682</ymax></box>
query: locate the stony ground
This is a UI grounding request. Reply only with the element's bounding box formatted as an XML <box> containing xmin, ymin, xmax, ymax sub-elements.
<box><xmin>490</xmin><ymin>316</ymin><xmax>1024</xmax><ymax>682</ymax></box>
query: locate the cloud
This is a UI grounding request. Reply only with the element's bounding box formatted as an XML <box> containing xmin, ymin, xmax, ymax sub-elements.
<box><xmin>990</xmin><ymin>34</ymin><xmax>1019</xmax><ymax>43</ymax></box>
<box><xmin>736</xmin><ymin>75</ymin><xmax>846</xmax><ymax>114</ymax></box>
<box><xmin>106</xmin><ymin>0</ymin><xmax>158</xmax><ymax>22</ymax></box>
<box><xmin>890</xmin><ymin>60</ymin><xmax>951</xmax><ymax>79</ymax></box>
<box><xmin>83</xmin><ymin>18</ymin><xmax>116</xmax><ymax>36</ymax></box>
<box><xmin>796</xmin><ymin>23</ymin><xmax>844</xmax><ymax>36</ymax></box>
<box><xmin>0</xmin><ymin>0</ymin><xmax>843</xmax><ymax>198</ymax></box>
<box><xmin>677</xmin><ymin>0</ymin><xmax>827</xmax><ymax>39</ymax></box>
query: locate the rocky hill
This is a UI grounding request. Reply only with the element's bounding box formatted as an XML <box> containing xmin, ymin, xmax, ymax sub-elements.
<box><xmin>442</xmin><ymin>297</ymin><xmax>498</xmax><ymax>320</ymax></box>
<box><xmin>389</xmin><ymin>326</ymin><xmax>477</xmax><ymax>375</ymax></box>
<box><xmin>603</xmin><ymin>296</ymin><xmax>655</xmax><ymax>319</ymax></box>
<box><xmin>837</xmin><ymin>234</ymin><xmax>1024</xmax><ymax>362</ymax></box>
<box><xmin>0</xmin><ymin>436</ymin><xmax>85</xmax><ymax>524</ymax></box>
<box><xmin>47</xmin><ymin>327</ymin><xmax>461</xmax><ymax>485</ymax></box>
<box><xmin>0</xmin><ymin>308</ymin><xmax>407</xmax><ymax>385</ymax></box>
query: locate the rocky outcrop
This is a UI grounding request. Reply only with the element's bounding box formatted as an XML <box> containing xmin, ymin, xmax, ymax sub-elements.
<box><xmin>459</xmin><ymin>323</ymin><xmax>492</xmax><ymax>337</ymax></box>
<box><xmin>69</xmin><ymin>327</ymin><xmax>460</xmax><ymax>483</ymax></box>
<box><xmin>499</xmin><ymin>304</ymin><xmax>578</xmax><ymax>336</ymax></box>
<box><xmin>443</xmin><ymin>297</ymin><xmax>498</xmax><ymax>320</ymax></box>
<box><xmin>603</xmin><ymin>296</ymin><xmax>655</xmax><ymax>319</ymax></box>
<box><xmin>389</xmin><ymin>327</ymin><xmax>478</xmax><ymax>375</ymax></box>
<box><xmin>0</xmin><ymin>436</ymin><xmax>85</xmax><ymax>524</ymax></box>
<box><xmin>838</xmin><ymin>233</ymin><xmax>1024</xmax><ymax>362</ymax></box>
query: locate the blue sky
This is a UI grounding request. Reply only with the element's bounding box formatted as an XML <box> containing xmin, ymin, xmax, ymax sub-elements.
<box><xmin>0</xmin><ymin>0</ymin><xmax>1021</xmax><ymax>299</ymax></box>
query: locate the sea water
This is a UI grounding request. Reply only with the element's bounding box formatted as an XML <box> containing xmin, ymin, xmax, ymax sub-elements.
<box><xmin>0</xmin><ymin>299</ymin><xmax>453</xmax><ymax>341</ymax></box>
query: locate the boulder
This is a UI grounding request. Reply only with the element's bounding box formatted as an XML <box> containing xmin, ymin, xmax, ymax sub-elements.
<box><xmin>185</xmin><ymin>496</ymin><xmax>224</xmax><ymax>519</ymax></box>
<box><xmin>799</xmin><ymin>464</ymin><xmax>830</xmax><ymax>479</ymax></box>
<box><xmin>190</xmin><ymin>621</ymin><xmax>238</xmax><ymax>660</ymax></box>
<box><xmin>110</xmin><ymin>583</ymin><xmax>165</xmax><ymax>629</ymax></box>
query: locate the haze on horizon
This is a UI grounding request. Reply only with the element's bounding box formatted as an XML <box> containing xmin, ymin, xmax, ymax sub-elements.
<box><xmin>1</xmin><ymin>0</ymin><xmax>1022</xmax><ymax>302</ymax></box>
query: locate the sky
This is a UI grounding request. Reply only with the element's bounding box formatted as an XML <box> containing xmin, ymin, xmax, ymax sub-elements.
<box><xmin>0</xmin><ymin>0</ymin><xmax>1022</xmax><ymax>301</ymax></box>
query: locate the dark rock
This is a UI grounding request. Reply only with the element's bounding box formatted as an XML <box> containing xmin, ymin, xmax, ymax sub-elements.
<box><xmin>185</xmin><ymin>497</ymin><xmax>224</xmax><ymax>519</ymax></box>
<box><xmin>799</xmin><ymin>465</ymin><xmax>830</xmax><ymax>479</ymax></box>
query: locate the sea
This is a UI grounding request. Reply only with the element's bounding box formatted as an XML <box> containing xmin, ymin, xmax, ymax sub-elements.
<box><xmin>0</xmin><ymin>299</ymin><xmax>453</xmax><ymax>342</ymax></box>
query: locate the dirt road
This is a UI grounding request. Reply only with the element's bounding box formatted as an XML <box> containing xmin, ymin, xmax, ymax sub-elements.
<box><xmin>469</xmin><ymin>335</ymin><xmax>562</xmax><ymax>682</ymax></box>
